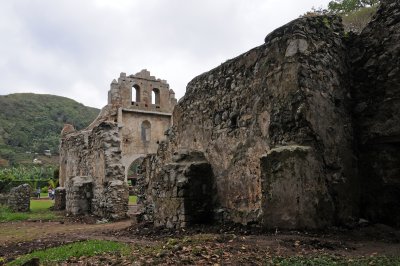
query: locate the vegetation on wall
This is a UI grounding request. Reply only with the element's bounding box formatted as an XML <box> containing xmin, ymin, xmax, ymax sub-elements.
<box><xmin>328</xmin><ymin>0</ymin><xmax>380</xmax><ymax>14</ymax></box>
<box><xmin>0</xmin><ymin>93</ymin><xmax>99</xmax><ymax>166</ymax></box>
<box><xmin>304</xmin><ymin>0</ymin><xmax>380</xmax><ymax>33</ymax></box>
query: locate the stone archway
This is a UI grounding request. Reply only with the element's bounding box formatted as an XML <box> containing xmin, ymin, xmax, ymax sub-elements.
<box><xmin>126</xmin><ymin>156</ymin><xmax>145</xmax><ymax>213</ymax></box>
<box><xmin>123</xmin><ymin>154</ymin><xmax>145</xmax><ymax>182</ymax></box>
<box><xmin>127</xmin><ymin>157</ymin><xmax>145</xmax><ymax>187</ymax></box>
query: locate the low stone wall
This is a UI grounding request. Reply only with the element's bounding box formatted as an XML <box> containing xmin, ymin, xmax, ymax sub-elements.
<box><xmin>7</xmin><ymin>184</ymin><xmax>31</xmax><ymax>212</ymax></box>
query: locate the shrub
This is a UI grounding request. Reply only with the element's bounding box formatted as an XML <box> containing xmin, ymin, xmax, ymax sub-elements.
<box><xmin>41</xmin><ymin>186</ymin><xmax>48</xmax><ymax>193</ymax></box>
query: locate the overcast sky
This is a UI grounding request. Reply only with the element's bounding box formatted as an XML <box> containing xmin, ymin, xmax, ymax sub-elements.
<box><xmin>0</xmin><ymin>0</ymin><xmax>331</xmax><ymax>108</ymax></box>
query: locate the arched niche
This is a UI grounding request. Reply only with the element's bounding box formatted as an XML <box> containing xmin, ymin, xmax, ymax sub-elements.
<box><xmin>141</xmin><ymin>120</ymin><xmax>151</xmax><ymax>142</ymax></box>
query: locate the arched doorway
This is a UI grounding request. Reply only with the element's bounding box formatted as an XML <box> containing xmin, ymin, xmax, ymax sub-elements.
<box><xmin>127</xmin><ymin>157</ymin><xmax>145</xmax><ymax>206</ymax></box>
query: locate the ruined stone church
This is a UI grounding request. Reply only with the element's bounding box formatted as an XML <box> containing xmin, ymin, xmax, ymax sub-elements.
<box><xmin>59</xmin><ymin>70</ymin><xmax>176</xmax><ymax>218</ymax></box>
<box><xmin>60</xmin><ymin>0</ymin><xmax>399</xmax><ymax>229</ymax></box>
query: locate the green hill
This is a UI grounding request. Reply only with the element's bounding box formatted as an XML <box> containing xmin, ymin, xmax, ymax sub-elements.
<box><xmin>0</xmin><ymin>93</ymin><xmax>99</xmax><ymax>167</ymax></box>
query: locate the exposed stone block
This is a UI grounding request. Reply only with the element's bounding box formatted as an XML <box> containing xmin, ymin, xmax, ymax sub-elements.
<box><xmin>260</xmin><ymin>146</ymin><xmax>334</xmax><ymax>229</ymax></box>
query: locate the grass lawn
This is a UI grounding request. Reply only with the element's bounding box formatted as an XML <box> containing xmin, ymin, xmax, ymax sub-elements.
<box><xmin>129</xmin><ymin>195</ymin><xmax>137</xmax><ymax>205</ymax></box>
<box><xmin>9</xmin><ymin>240</ymin><xmax>130</xmax><ymax>265</ymax></box>
<box><xmin>40</xmin><ymin>192</ymin><xmax>49</xmax><ymax>198</ymax></box>
<box><xmin>0</xmin><ymin>199</ymin><xmax>57</xmax><ymax>222</ymax></box>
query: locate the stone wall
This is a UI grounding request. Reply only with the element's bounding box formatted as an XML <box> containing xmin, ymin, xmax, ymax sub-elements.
<box><xmin>60</xmin><ymin>121</ymin><xmax>128</xmax><ymax>219</ymax></box>
<box><xmin>139</xmin><ymin>150</ymin><xmax>214</xmax><ymax>228</ymax></box>
<box><xmin>350</xmin><ymin>0</ymin><xmax>400</xmax><ymax>226</ymax></box>
<box><xmin>0</xmin><ymin>194</ymin><xmax>7</xmax><ymax>205</ymax></box>
<box><xmin>139</xmin><ymin>15</ymin><xmax>356</xmax><ymax>228</ymax></box>
<box><xmin>120</xmin><ymin>109</ymin><xmax>173</xmax><ymax>178</ymax></box>
<box><xmin>7</xmin><ymin>184</ymin><xmax>30</xmax><ymax>212</ymax></box>
<box><xmin>54</xmin><ymin>187</ymin><xmax>66</xmax><ymax>210</ymax></box>
<box><xmin>260</xmin><ymin>146</ymin><xmax>333</xmax><ymax>229</ymax></box>
<box><xmin>138</xmin><ymin>0</ymin><xmax>400</xmax><ymax>229</ymax></box>
<box><xmin>66</xmin><ymin>176</ymin><xmax>93</xmax><ymax>215</ymax></box>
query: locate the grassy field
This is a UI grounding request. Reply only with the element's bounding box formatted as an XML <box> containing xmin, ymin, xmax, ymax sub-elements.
<box><xmin>0</xmin><ymin>199</ymin><xmax>57</xmax><ymax>222</ymax></box>
<box><xmin>129</xmin><ymin>195</ymin><xmax>137</xmax><ymax>204</ymax></box>
<box><xmin>9</xmin><ymin>240</ymin><xmax>130</xmax><ymax>265</ymax></box>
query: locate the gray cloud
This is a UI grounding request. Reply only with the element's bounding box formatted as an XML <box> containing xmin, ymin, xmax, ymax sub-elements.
<box><xmin>0</xmin><ymin>0</ymin><xmax>330</xmax><ymax>108</ymax></box>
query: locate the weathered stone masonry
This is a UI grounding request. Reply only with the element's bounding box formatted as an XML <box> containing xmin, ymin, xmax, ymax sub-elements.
<box><xmin>350</xmin><ymin>0</ymin><xmax>400</xmax><ymax>226</ymax></box>
<box><xmin>59</xmin><ymin>70</ymin><xmax>176</xmax><ymax>218</ymax></box>
<box><xmin>59</xmin><ymin>1</ymin><xmax>399</xmax><ymax>228</ymax></box>
<box><xmin>138</xmin><ymin>0</ymin><xmax>400</xmax><ymax>229</ymax></box>
<box><xmin>6</xmin><ymin>184</ymin><xmax>31</xmax><ymax>212</ymax></box>
<box><xmin>140</xmin><ymin>15</ymin><xmax>355</xmax><ymax>229</ymax></box>
<box><xmin>60</xmin><ymin>121</ymin><xmax>127</xmax><ymax>218</ymax></box>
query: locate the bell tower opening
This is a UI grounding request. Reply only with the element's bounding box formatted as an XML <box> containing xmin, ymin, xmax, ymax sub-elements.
<box><xmin>132</xmin><ymin>84</ymin><xmax>141</xmax><ymax>103</ymax></box>
<box><xmin>152</xmin><ymin>88</ymin><xmax>160</xmax><ymax>105</ymax></box>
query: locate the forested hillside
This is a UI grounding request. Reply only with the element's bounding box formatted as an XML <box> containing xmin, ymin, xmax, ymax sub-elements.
<box><xmin>0</xmin><ymin>93</ymin><xmax>99</xmax><ymax>166</ymax></box>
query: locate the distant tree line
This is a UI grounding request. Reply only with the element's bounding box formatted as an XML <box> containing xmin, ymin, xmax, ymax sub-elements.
<box><xmin>0</xmin><ymin>166</ymin><xmax>58</xmax><ymax>193</ymax></box>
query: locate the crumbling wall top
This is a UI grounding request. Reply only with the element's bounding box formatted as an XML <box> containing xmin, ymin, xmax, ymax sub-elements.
<box><xmin>108</xmin><ymin>69</ymin><xmax>176</xmax><ymax>113</ymax></box>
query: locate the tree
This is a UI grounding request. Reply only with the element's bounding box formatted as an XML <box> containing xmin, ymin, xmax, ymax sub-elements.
<box><xmin>328</xmin><ymin>0</ymin><xmax>380</xmax><ymax>14</ymax></box>
<box><xmin>341</xmin><ymin>5</ymin><xmax>378</xmax><ymax>32</ymax></box>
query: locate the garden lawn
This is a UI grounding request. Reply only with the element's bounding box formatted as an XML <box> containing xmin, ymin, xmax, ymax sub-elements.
<box><xmin>0</xmin><ymin>199</ymin><xmax>57</xmax><ymax>222</ymax></box>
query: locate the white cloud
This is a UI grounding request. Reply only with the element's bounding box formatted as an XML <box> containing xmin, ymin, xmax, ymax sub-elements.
<box><xmin>0</xmin><ymin>0</ymin><xmax>331</xmax><ymax>108</ymax></box>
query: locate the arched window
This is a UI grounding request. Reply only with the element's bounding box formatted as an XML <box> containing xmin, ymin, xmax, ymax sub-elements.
<box><xmin>141</xmin><ymin>120</ymin><xmax>151</xmax><ymax>142</ymax></box>
<box><xmin>152</xmin><ymin>88</ymin><xmax>160</xmax><ymax>105</ymax></box>
<box><xmin>132</xmin><ymin>84</ymin><xmax>141</xmax><ymax>102</ymax></box>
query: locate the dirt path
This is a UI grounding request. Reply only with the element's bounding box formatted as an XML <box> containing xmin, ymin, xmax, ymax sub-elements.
<box><xmin>0</xmin><ymin>219</ymin><xmax>134</xmax><ymax>260</ymax></box>
<box><xmin>0</xmin><ymin>220</ymin><xmax>131</xmax><ymax>245</ymax></box>
<box><xmin>1</xmin><ymin>218</ymin><xmax>400</xmax><ymax>265</ymax></box>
